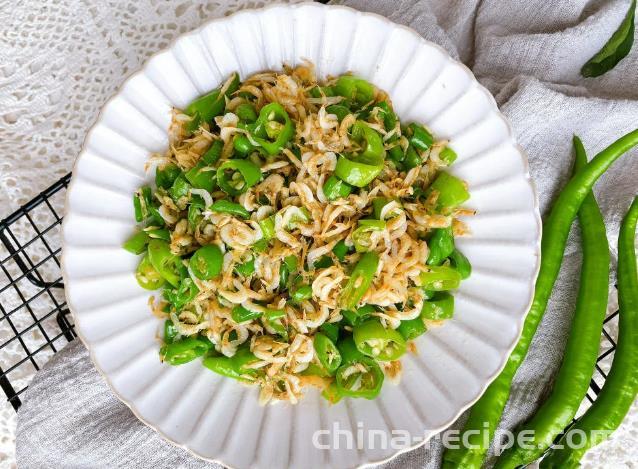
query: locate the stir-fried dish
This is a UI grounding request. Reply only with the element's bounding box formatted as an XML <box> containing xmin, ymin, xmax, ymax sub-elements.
<box><xmin>123</xmin><ymin>63</ymin><xmax>473</xmax><ymax>404</ymax></box>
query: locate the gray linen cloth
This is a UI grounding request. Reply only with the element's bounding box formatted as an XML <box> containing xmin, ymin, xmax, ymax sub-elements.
<box><xmin>16</xmin><ymin>0</ymin><xmax>638</xmax><ymax>467</ymax></box>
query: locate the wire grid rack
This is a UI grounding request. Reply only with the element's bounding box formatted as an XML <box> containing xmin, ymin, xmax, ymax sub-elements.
<box><xmin>0</xmin><ymin>172</ymin><xmax>620</xmax><ymax>414</ymax></box>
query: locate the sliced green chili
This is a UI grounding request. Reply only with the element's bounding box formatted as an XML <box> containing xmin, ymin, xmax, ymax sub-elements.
<box><xmin>232</xmin><ymin>305</ymin><xmax>262</xmax><ymax>323</ymax></box>
<box><xmin>449</xmin><ymin>248</ymin><xmax>472</xmax><ymax>279</ymax></box>
<box><xmin>323</xmin><ymin>175</ymin><xmax>352</xmax><ymax>200</ymax></box>
<box><xmin>210</xmin><ymin>199</ymin><xmax>250</xmax><ymax>219</ymax></box>
<box><xmin>160</xmin><ymin>336</ymin><xmax>212</xmax><ymax>365</ymax></box>
<box><xmin>340</xmin><ymin>252</ymin><xmax>379</xmax><ymax>309</ymax></box>
<box><xmin>421</xmin><ymin>292</ymin><xmax>454</xmax><ymax>320</ymax></box>
<box><xmin>147</xmin><ymin>240</ymin><xmax>184</xmax><ymax>287</ymax></box>
<box><xmin>334</xmin><ymin>75</ymin><xmax>375</xmax><ymax>106</ymax></box>
<box><xmin>314</xmin><ymin>333</ymin><xmax>342</xmax><ymax>375</ymax></box>
<box><xmin>217</xmin><ymin>159</ymin><xmax>261</xmax><ymax>196</ymax></box>
<box><xmin>427</xmin><ymin>226</ymin><xmax>455</xmax><ymax>266</ymax></box>
<box><xmin>155</xmin><ymin>163</ymin><xmax>181</xmax><ymax>190</ymax></box>
<box><xmin>352</xmin><ymin>219</ymin><xmax>386</xmax><ymax>252</ymax></box>
<box><xmin>190</xmin><ymin>245</ymin><xmax>223</xmax><ymax>280</ymax></box>
<box><xmin>251</xmin><ymin>103</ymin><xmax>294</xmax><ymax>155</ymax></box>
<box><xmin>123</xmin><ymin>230</ymin><xmax>149</xmax><ymax>255</ymax></box>
<box><xmin>397</xmin><ymin>316</ymin><xmax>427</xmax><ymax>341</ymax></box>
<box><xmin>428</xmin><ymin>171</ymin><xmax>470</xmax><ymax>209</ymax></box>
<box><xmin>135</xmin><ymin>254</ymin><xmax>165</xmax><ymax>290</ymax></box>
<box><xmin>419</xmin><ymin>265</ymin><xmax>462</xmax><ymax>291</ymax></box>
<box><xmin>353</xmin><ymin>319</ymin><xmax>406</xmax><ymax>361</ymax></box>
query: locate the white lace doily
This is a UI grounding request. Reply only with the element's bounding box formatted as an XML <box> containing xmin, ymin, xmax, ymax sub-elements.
<box><xmin>0</xmin><ymin>1</ymin><xmax>635</xmax><ymax>468</ymax></box>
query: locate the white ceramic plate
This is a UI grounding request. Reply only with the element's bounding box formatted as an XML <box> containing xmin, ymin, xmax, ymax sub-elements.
<box><xmin>61</xmin><ymin>3</ymin><xmax>541</xmax><ymax>468</ymax></box>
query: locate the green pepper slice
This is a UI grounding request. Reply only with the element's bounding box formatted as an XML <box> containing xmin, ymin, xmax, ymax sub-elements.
<box><xmin>216</xmin><ymin>159</ymin><xmax>261</xmax><ymax>196</ymax></box>
<box><xmin>326</xmin><ymin>104</ymin><xmax>351</xmax><ymax>122</ymax></box>
<box><xmin>397</xmin><ymin>317</ymin><xmax>427</xmax><ymax>341</ymax></box>
<box><xmin>147</xmin><ymin>240</ymin><xmax>184</xmax><ymax>287</ymax></box>
<box><xmin>210</xmin><ymin>199</ymin><xmax>250</xmax><ymax>219</ymax></box>
<box><xmin>421</xmin><ymin>292</ymin><xmax>454</xmax><ymax>320</ymax></box>
<box><xmin>123</xmin><ymin>230</ymin><xmax>150</xmax><ymax>255</ymax></box>
<box><xmin>160</xmin><ymin>336</ymin><xmax>212</xmax><ymax>365</ymax></box>
<box><xmin>314</xmin><ymin>333</ymin><xmax>342</xmax><ymax>375</ymax></box>
<box><xmin>340</xmin><ymin>252</ymin><xmax>379</xmax><ymax>309</ymax></box>
<box><xmin>427</xmin><ymin>226</ymin><xmax>455</xmax><ymax>266</ymax></box>
<box><xmin>185</xmin><ymin>163</ymin><xmax>216</xmax><ymax>192</ymax></box>
<box><xmin>352</xmin><ymin>219</ymin><xmax>386</xmax><ymax>252</ymax></box>
<box><xmin>231</xmin><ymin>305</ymin><xmax>262</xmax><ymax>323</ymax></box>
<box><xmin>164</xmin><ymin>277</ymin><xmax>199</xmax><ymax>309</ymax></box>
<box><xmin>440</xmin><ymin>146</ymin><xmax>457</xmax><ymax>165</ymax></box>
<box><xmin>320</xmin><ymin>322</ymin><xmax>340</xmax><ymax>343</ymax></box>
<box><xmin>419</xmin><ymin>265</ymin><xmax>462</xmax><ymax>291</ymax></box>
<box><xmin>203</xmin><ymin>344</ymin><xmax>259</xmax><ymax>380</ymax></box>
<box><xmin>135</xmin><ymin>254</ymin><xmax>165</xmax><ymax>290</ymax></box>
<box><xmin>407</xmin><ymin>123</ymin><xmax>434</xmax><ymax>151</ymax></box>
<box><xmin>190</xmin><ymin>245</ymin><xmax>223</xmax><ymax>280</ymax></box>
<box><xmin>235</xmin><ymin>102</ymin><xmax>258</xmax><ymax>122</ymax></box>
<box><xmin>251</xmin><ymin>103</ymin><xmax>294</xmax><ymax>155</ymax></box>
<box><xmin>353</xmin><ymin>319</ymin><xmax>406</xmax><ymax>361</ymax></box>
<box><xmin>335</xmin><ymin>356</ymin><xmax>384</xmax><ymax>399</ymax></box>
<box><xmin>258</xmin><ymin>216</ymin><xmax>276</xmax><ymax>240</ymax></box>
<box><xmin>335</xmin><ymin>121</ymin><xmax>386</xmax><ymax>187</ymax></box>
<box><xmin>332</xmin><ymin>240</ymin><xmax>351</xmax><ymax>262</ymax></box>
<box><xmin>133</xmin><ymin>186</ymin><xmax>153</xmax><ymax>222</ymax></box>
<box><xmin>155</xmin><ymin>164</ymin><xmax>182</xmax><ymax>190</ymax></box>
<box><xmin>184</xmin><ymin>72</ymin><xmax>239</xmax><ymax>123</ymax></box>
<box><xmin>428</xmin><ymin>172</ymin><xmax>470</xmax><ymax>209</ymax></box>
<box><xmin>291</xmin><ymin>284</ymin><xmax>312</xmax><ymax>303</ymax></box>
<box><xmin>449</xmin><ymin>248</ymin><xmax>471</xmax><ymax>279</ymax></box>
<box><xmin>334</xmin><ymin>76</ymin><xmax>375</xmax><ymax>106</ymax></box>
<box><xmin>235</xmin><ymin>257</ymin><xmax>255</xmax><ymax>277</ymax></box>
<box><xmin>263</xmin><ymin>309</ymin><xmax>288</xmax><ymax>340</ymax></box>
<box><xmin>323</xmin><ymin>175</ymin><xmax>352</xmax><ymax>200</ymax></box>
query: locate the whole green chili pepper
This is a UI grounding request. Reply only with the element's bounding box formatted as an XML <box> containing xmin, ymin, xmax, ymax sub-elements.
<box><xmin>232</xmin><ymin>305</ymin><xmax>262</xmax><ymax>323</ymax></box>
<box><xmin>123</xmin><ymin>230</ymin><xmax>149</xmax><ymax>255</ymax></box>
<box><xmin>426</xmin><ymin>226</ymin><xmax>455</xmax><ymax>266</ymax></box>
<box><xmin>335</xmin><ymin>356</ymin><xmax>384</xmax><ymax>399</ymax></box>
<box><xmin>216</xmin><ymin>159</ymin><xmax>261</xmax><ymax>196</ymax></box>
<box><xmin>428</xmin><ymin>171</ymin><xmax>470</xmax><ymax>209</ymax></box>
<box><xmin>352</xmin><ymin>219</ymin><xmax>386</xmax><ymax>252</ymax></box>
<box><xmin>541</xmin><ymin>196</ymin><xmax>638</xmax><ymax>469</ymax></box>
<box><xmin>443</xmin><ymin>129</ymin><xmax>638</xmax><ymax>469</ymax></box>
<box><xmin>333</xmin><ymin>75</ymin><xmax>375</xmax><ymax>106</ymax></box>
<box><xmin>160</xmin><ymin>336</ymin><xmax>212</xmax><ymax>365</ymax></box>
<box><xmin>190</xmin><ymin>245</ymin><xmax>223</xmax><ymax>280</ymax></box>
<box><xmin>421</xmin><ymin>292</ymin><xmax>454</xmax><ymax>320</ymax></box>
<box><xmin>210</xmin><ymin>199</ymin><xmax>250</xmax><ymax>219</ymax></box>
<box><xmin>323</xmin><ymin>175</ymin><xmax>352</xmax><ymax>200</ymax></box>
<box><xmin>251</xmin><ymin>103</ymin><xmax>294</xmax><ymax>155</ymax></box>
<box><xmin>419</xmin><ymin>265</ymin><xmax>462</xmax><ymax>291</ymax></box>
<box><xmin>581</xmin><ymin>0</ymin><xmax>636</xmax><ymax>78</ymax></box>
<box><xmin>353</xmin><ymin>319</ymin><xmax>406</xmax><ymax>361</ymax></box>
<box><xmin>397</xmin><ymin>316</ymin><xmax>427</xmax><ymax>341</ymax></box>
<box><xmin>495</xmin><ymin>136</ymin><xmax>611</xmax><ymax>468</ymax></box>
<box><xmin>155</xmin><ymin>163</ymin><xmax>181</xmax><ymax>190</ymax></box>
<box><xmin>147</xmin><ymin>240</ymin><xmax>184</xmax><ymax>287</ymax></box>
<box><xmin>135</xmin><ymin>254</ymin><xmax>165</xmax><ymax>290</ymax></box>
<box><xmin>340</xmin><ymin>252</ymin><xmax>379</xmax><ymax>309</ymax></box>
<box><xmin>448</xmin><ymin>248</ymin><xmax>472</xmax><ymax>279</ymax></box>
<box><xmin>314</xmin><ymin>333</ymin><xmax>342</xmax><ymax>375</ymax></box>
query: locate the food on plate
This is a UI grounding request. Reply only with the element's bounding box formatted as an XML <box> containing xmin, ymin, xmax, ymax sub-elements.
<box><xmin>123</xmin><ymin>63</ymin><xmax>473</xmax><ymax>404</ymax></box>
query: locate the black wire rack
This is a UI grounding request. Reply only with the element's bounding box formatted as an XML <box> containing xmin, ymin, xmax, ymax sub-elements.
<box><xmin>0</xmin><ymin>171</ymin><xmax>620</xmax><ymax>414</ymax></box>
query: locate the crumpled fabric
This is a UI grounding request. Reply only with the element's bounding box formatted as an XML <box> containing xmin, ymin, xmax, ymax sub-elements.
<box><xmin>15</xmin><ymin>1</ymin><xmax>638</xmax><ymax>468</ymax></box>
